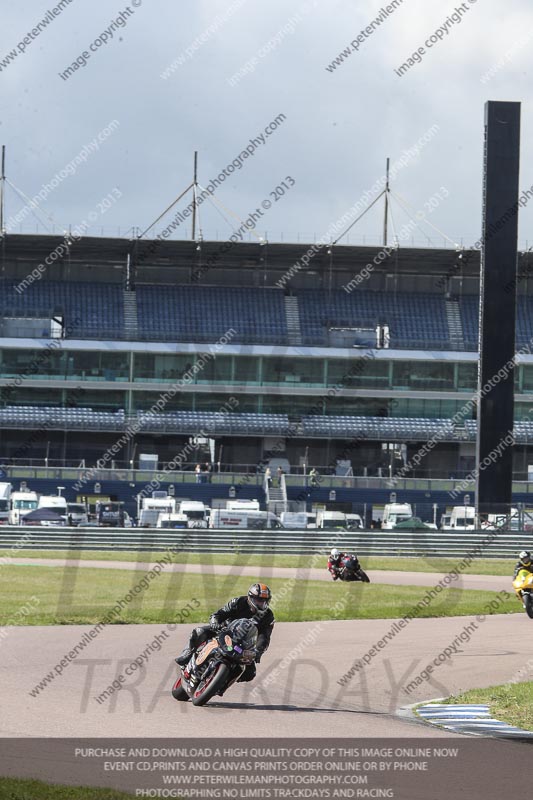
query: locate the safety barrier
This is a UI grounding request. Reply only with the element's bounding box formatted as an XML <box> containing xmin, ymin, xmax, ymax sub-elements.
<box><xmin>0</xmin><ymin>526</ymin><xmax>526</xmax><ymax>558</ymax></box>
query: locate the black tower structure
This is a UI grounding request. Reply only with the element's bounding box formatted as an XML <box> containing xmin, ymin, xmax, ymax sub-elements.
<box><xmin>476</xmin><ymin>100</ymin><xmax>521</xmax><ymax>518</ymax></box>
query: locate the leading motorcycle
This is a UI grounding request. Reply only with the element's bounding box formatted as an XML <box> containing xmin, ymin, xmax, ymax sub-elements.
<box><xmin>171</xmin><ymin>618</ymin><xmax>258</xmax><ymax>706</ymax></box>
<box><xmin>513</xmin><ymin>569</ymin><xmax>533</xmax><ymax>618</ymax></box>
<box><xmin>338</xmin><ymin>555</ymin><xmax>370</xmax><ymax>583</ymax></box>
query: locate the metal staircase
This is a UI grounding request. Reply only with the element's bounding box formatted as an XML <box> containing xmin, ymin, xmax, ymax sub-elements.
<box><xmin>123</xmin><ymin>290</ymin><xmax>138</xmax><ymax>339</ymax></box>
<box><xmin>284</xmin><ymin>296</ymin><xmax>302</xmax><ymax>346</ymax></box>
<box><xmin>445</xmin><ymin>299</ymin><xmax>464</xmax><ymax>350</ymax></box>
<box><xmin>264</xmin><ymin>473</ymin><xmax>288</xmax><ymax>515</ymax></box>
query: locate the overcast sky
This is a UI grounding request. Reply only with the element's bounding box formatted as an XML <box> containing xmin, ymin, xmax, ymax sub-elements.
<box><xmin>1</xmin><ymin>0</ymin><xmax>532</xmax><ymax>249</ymax></box>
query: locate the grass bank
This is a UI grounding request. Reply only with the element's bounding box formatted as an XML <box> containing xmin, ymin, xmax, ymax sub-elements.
<box><xmin>0</xmin><ymin>549</ymin><xmax>515</xmax><ymax>575</ymax></box>
<box><xmin>0</xmin><ymin>776</ymin><xmax>133</xmax><ymax>799</ymax></box>
<box><xmin>0</xmin><ymin>564</ymin><xmax>519</xmax><ymax>625</ymax></box>
<box><xmin>442</xmin><ymin>681</ymin><xmax>533</xmax><ymax>731</ymax></box>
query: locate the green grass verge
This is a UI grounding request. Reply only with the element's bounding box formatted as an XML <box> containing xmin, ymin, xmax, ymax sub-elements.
<box><xmin>0</xmin><ymin>776</ymin><xmax>134</xmax><ymax>799</ymax></box>
<box><xmin>441</xmin><ymin>681</ymin><xmax>533</xmax><ymax>732</ymax></box>
<box><xmin>0</xmin><ymin>549</ymin><xmax>516</xmax><ymax>575</ymax></box>
<box><xmin>0</xmin><ymin>564</ymin><xmax>519</xmax><ymax>624</ymax></box>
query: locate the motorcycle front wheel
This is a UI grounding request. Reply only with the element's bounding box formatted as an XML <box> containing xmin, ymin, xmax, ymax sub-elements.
<box><xmin>191</xmin><ymin>662</ymin><xmax>230</xmax><ymax>706</ymax></box>
<box><xmin>171</xmin><ymin>674</ymin><xmax>189</xmax><ymax>701</ymax></box>
<box><xmin>524</xmin><ymin>593</ymin><xmax>533</xmax><ymax>619</ymax></box>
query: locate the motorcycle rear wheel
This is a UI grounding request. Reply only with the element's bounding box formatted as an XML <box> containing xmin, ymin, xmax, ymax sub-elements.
<box><xmin>524</xmin><ymin>593</ymin><xmax>533</xmax><ymax>619</ymax></box>
<box><xmin>192</xmin><ymin>662</ymin><xmax>230</xmax><ymax>706</ymax></box>
<box><xmin>171</xmin><ymin>675</ymin><xmax>189</xmax><ymax>701</ymax></box>
<box><xmin>358</xmin><ymin>569</ymin><xmax>370</xmax><ymax>583</ymax></box>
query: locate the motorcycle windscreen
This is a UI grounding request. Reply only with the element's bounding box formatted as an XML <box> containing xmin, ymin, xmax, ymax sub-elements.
<box><xmin>225</xmin><ymin>618</ymin><xmax>258</xmax><ymax>651</ymax></box>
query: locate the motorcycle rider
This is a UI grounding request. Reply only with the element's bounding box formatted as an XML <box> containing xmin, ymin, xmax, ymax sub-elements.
<box><xmin>328</xmin><ymin>547</ymin><xmax>364</xmax><ymax>580</ymax></box>
<box><xmin>513</xmin><ymin>550</ymin><xmax>533</xmax><ymax>580</ymax></box>
<box><xmin>328</xmin><ymin>548</ymin><xmax>347</xmax><ymax>579</ymax></box>
<box><xmin>175</xmin><ymin>583</ymin><xmax>274</xmax><ymax>684</ymax></box>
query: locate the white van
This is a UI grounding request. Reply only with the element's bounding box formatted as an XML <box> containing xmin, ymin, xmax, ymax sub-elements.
<box><xmin>66</xmin><ymin>502</ymin><xmax>89</xmax><ymax>526</ymax></box>
<box><xmin>0</xmin><ymin>483</ymin><xmax>12</xmax><ymax>524</ymax></box>
<box><xmin>157</xmin><ymin>513</ymin><xmax>189</xmax><ymax>529</ymax></box>
<box><xmin>177</xmin><ymin>500</ymin><xmax>209</xmax><ymax>528</ymax></box>
<box><xmin>279</xmin><ymin>511</ymin><xmax>308</xmax><ymax>529</ymax></box>
<box><xmin>226</xmin><ymin>499</ymin><xmax>261</xmax><ymax>512</ymax></box>
<box><xmin>443</xmin><ymin>506</ymin><xmax>476</xmax><ymax>530</ymax></box>
<box><xmin>9</xmin><ymin>490</ymin><xmax>39</xmax><ymax>525</ymax></box>
<box><xmin>316</xmin><ymin>510</ymin><xmax>347</xmax><ymax>530</ymax></box>
<box><xmin>381</xmin><ymin>503</ymin><xmax>413</xmax><ymax>530</ymax></box>
<box><xmin>209</xmin><ymin>509</ymin><xmax>283</xmax><ymax>529</ymax></box>
<box><xmin>38</xmin><ymin>495</ymin><xmax>68</xmax><ymax>523</ymax></box>
<box><xmin>345</xmin><ymin>513</ymin><xmax>364</xmax><ymax>529</ymax></box>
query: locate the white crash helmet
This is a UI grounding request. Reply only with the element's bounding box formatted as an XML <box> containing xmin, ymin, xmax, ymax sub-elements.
<box><xmin>330</xmin><ymin>548</ymin><xmax>340</xmax><ymax>559</ymax></box>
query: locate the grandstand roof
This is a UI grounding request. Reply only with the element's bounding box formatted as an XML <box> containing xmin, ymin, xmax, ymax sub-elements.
<box><xmin>0</xmin><ymin>233</ymin><xmax>486</xmax><ymax>286</ymax></box>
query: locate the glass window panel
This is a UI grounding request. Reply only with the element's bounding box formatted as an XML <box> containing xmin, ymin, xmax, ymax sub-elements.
<box><xmin>457</xmin><ymin>362</ymin><xmax>477</xmax><ymax>391</ymax></box>
<box><xmin>522</xmin><ymin>365</ymin><xmax>533</xmax><ymax>392</ymax></box>
<box><xmin>234</xmin><ymin>357</ymin><xmax>259</xmax><ymax>383</ymax></box>
<box><xmin>392</xmin><ymin>361</ymin><xmax>454</xmax><ymax>390</ymax></box>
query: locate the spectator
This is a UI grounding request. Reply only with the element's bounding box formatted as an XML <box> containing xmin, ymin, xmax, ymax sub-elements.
<box><xmin>309</xmin><ymin>467</ymin><xmax>319</xmax><ymax>487</ymax></box>
<box><xmin>265</xmin><ymin>467</ymin><xmax>272</xmax><ymax>488</ymax></box>
<box><xmin>277</xmin><ymin>466</ymin><xmax>284</xmax><ymax>486</ymax></box>
<box><xmin>195</xmin><ymin>464</ymin><xmax>201</xmax><ymax>484</ymax></box>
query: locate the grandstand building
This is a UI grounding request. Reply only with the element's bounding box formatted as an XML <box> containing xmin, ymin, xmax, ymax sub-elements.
<box><xmin>1</xmin><ymin>233</ymin><xmax>533</xmax><ymax>519</ymax></box>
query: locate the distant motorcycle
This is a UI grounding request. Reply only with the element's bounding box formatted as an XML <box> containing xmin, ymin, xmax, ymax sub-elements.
<box><xmin>171</xmin><ymin>618</ymin><xmax>258</xmax><ymax>706</ymax></box>
<box><xmin>338</xmin><ymin>555</ymin><xmax>370</xmax><ymax>583</ymax></box>
<box><xmin>513</xmin><ymin>569</ymin><xmax>533</xmax><ymax>618</ymax></box>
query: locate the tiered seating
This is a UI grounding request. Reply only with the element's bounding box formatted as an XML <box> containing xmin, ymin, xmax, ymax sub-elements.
<box><xmin>136</xmin><ymin>285</ymin><xmax>288</xmax><ymax>344</ymax></box>
<box><xmin>459</xmin><ymin>296</ymin><xmax>479</xmax><ymax>350</ymax></box>
<box><xmin>302</xmin><ymin>416</ymin><xmax>457</xmax><ymax>440</ymax></box>
<box><xmin>296</xmin><ymin>289</ymin><xmax>449</xmax><ymax>348</ymax></box>
<box><xmin>517</xmin><ymin>297</ymin><xmax>533</xmax><ymax>348</ymax></box>
<box><xmin>0</xmin><ymin>405</ymin><xmax>126</xmax><ymax>430</ymax></box>
<box><xmin>0</xmin><ymin>406</ymin><xmax>290</xmax><ymax>435</ymax></box>
<box><xmin>0</xmin><ymin>280</ymin><xmax>123</xmax><ymax>340</ymax></box>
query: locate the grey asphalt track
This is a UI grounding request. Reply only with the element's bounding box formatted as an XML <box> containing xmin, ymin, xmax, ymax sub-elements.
<box><xmin>1</xmin><ymin>557</ymin><xmax>524</xmax><ymax>741</ymax></box>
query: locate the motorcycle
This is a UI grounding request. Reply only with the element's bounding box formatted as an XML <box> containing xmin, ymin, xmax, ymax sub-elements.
<box><xmin>338</xmin><ymin>555</ymin><xmax>370</xmax><ymax>583</ymax></box>
<box><xmin>513</xmin><ymin>569</ymin><xmax>533</xmax><ymax>618</ymax></box>
<box><xmin>171</xmin><ymin>618</ymin><xmax>258</xmax><ymax>706</ymax></box>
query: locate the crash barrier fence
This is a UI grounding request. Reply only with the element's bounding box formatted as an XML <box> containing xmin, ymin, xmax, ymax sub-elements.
<box><xmin>0</xmin><ymin>527</ymin><xmax>529</xmax><ymax>558</ymax></box>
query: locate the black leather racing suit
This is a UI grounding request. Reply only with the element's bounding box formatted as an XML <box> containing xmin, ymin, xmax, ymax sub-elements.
<box><xmin>188</xmin><ymin>596</ymin><xmax>275</xmax><ymax>682</ymax></box>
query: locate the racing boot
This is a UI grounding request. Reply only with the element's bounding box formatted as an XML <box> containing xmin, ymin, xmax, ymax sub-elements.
<box><xmin>175</xmin><ymin>647</ymin><xmax>193</xmax><ymax>666</ymax></box>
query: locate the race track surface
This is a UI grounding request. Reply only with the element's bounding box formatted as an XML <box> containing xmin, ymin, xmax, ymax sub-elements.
<box><xmin>2</xmin><ymin>614</ymin><xmax>529</xmax><ymax>739</ymax></box>
<box><xmin>2</xmin><ymin>558</ymin><xmax>522</xmax><ymax>743</ymax></box>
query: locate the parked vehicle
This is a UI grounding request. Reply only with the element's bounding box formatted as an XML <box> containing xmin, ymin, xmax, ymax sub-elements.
<box><xmin>279</xmin><ymin>511</ymin><xmax>309</xmax><ymax>529</ymax></box>
<box><xmin>156</xmin><ymin>513</ymin><xmax>189</xmax><ymax>529</ymax></box>
<box><xmin>38</xmin><ymin>495</ymin><xmax>68</xmax><ymax>524</ymax></box>
<box><xmin>345</xmin><ymin>513</ymin><xmax>364</xmax><ymax>530</ymax></box>
<box><xmin>9</xmin><ymin>490</ymin><xmax>38</xmax><ymax>525</ymax></box>
<box><xmin>96</xmin><ymin>501</ymin><xmax>126</xmax><ymax>527</ymax></box>
<box><xmin>177</xmin><ymin>500</ymin><xmax>209</xmax><ymax>528</ymax></box>
<box><xmin>305</xmin><ymin>512</ymin><xmax>317</xmax><ymax>529</ymax></box>
<box><xmin>381</xmin><ymin>503</ymin><xmax>413</xmax><ymax>530</ymax></box>
<box><xmin>441</xmin><ymin>506</ymin><xmax>476</xmax><ymax>531</ymax></box>
<box><xmin>226</xmin><ymin>499</ymin><xmax>261</xmax><ymax>512</ymax></box>
<box><xmin>0</xmin><ymin>483</ymin><xmax>12</xmax><ymax>524</ymax></box>
<box><xmin>209</xmin><ymin>509</ymin><xmax>283</xmax><ymax>529</ymax></box>
<box><xmin>137</xmin><ymin>492</ymin><xmax>176</xmax><ymax>528</ymax></box>
<box><xmin>171</xmin><ymin>618</ymin><xmax>258</xmax><ymax>706</ymax></box>
<box><xmin>316</xmin><ymin>510</ymin><xmax>347</xmax><ymax>530</ymax></box>
<box><xmin>66</xmin><ymin>502</ymin><xmax>89</xmax><ymax>526</ymax></box>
